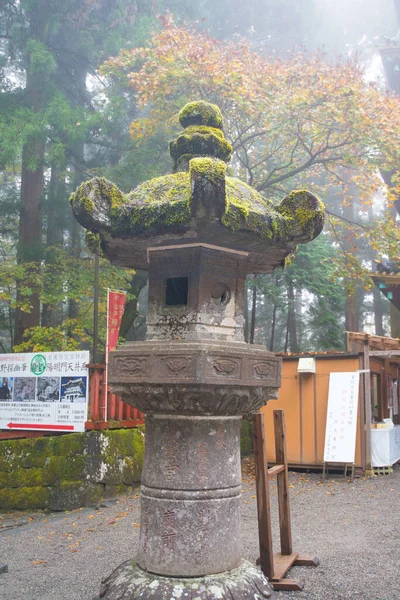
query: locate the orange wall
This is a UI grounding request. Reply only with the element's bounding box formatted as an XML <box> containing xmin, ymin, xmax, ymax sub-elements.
<box><xmin>261</xmin><ymin>356</ymin><xmax>364</xmax><ymax>469</ymax></box>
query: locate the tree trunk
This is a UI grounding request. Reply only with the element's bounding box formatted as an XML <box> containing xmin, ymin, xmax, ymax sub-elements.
<box><xmin>390</xmin><ymin>303</ymin><xmax>400</xmax><ymax>338</ymax></box>
<box><xmin>373</xmin><ymin>287</ymin><xmax>385</xmax><ymax>337</ymax></box>
<box><xmin>342</xmin><ymin>201</ymin><xmax>360</xmax><ymax>334</ymax></box>
<box><xmin>42</xmin><ymin>164</ymin><xmax>66</xmax><ymax>327</ymax></box>
<box><xmin>344</xmin><ymin>291</ymin><xmax>359</xmax><ymax>333</ymax></box>
<box><xmin>284</xmin><ymin>308</ymin><xmax>289</xmax><ymax>353</ymax></box>
<box><xmin>249</xmin><ymin>278</ymin><xmax>257</xmax><ymax>344</ymax></box>
<box><xmin>286</xmin><ymin>277</ymin><xmax>298</xmax><ymax>352</ymax></box>
<box><xmin>67</xmin><ymin>63</ymin><xmax>87</xmax><ymax>324</ymax></box>
<box><xmin>14</xmin><ymin>2</ymin><xmax>50</xmax><ymax>345</ymax></box>
<box><xmin>269</xmin><ymin>301</ymin><xmax>277</xmax><ymax>352</ymax></box>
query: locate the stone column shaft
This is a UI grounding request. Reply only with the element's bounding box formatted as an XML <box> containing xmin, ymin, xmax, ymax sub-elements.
<box><xmin>138</xmin><ymin>414</ymin><xmax>242</xmax><ymax>576</ymax></box>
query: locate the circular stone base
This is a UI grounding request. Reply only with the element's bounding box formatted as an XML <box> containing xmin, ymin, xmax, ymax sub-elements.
<box><xmin>95</xmin><ymin>559</ymin><xmax>273</xmax><ymax>599</ymax></box>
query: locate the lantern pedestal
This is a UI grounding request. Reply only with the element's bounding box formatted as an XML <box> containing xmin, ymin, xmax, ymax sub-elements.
<box><xmin>96</xmin><ymin>559</ymin><xmax>272</xmax><ymax>599</ymax></box>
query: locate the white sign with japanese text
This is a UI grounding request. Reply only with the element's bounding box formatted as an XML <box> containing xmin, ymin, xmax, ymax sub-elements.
<box><xmin>324</xmin><ymin>372</ymin><xmax>360</xmax><ymax>463</ymax></box>
<box><xmin>0</xmin><ymin>351</ymin><xmax>90</xmax><ymax>433</ymax></box>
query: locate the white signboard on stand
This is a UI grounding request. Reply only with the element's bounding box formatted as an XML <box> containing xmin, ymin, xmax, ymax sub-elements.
<box><xmin>324</xmin><ymin>372</ymin><xmax>360</xmax><ymax>463</ymax></box>
<box><xmin>0</xmin><ymin>351</ymin><xmax>90</xmax><ymax>432</ymax></box>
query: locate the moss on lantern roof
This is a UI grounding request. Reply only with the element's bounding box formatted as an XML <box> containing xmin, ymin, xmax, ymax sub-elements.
<box><xmin>121</xmin><ymin>172</ymin><xmax>192</xmax><ymax>234</ymax></box>
<box><xmin>70</xmin><ymin>100</ymin><xmax>325</xmax><ymax>264</ymax></box>
<box><xmin>179</xmin><ymin>100</ymin><xmax>223</xmax><ymax>129</ymax></box>
<box><xmin>170</xmin><ymin>125</ymin><xmax>232</xmax><ymax>170</ymax></box>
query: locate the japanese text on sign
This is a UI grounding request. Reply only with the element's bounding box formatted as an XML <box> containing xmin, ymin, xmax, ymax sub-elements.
<box><xmin>324</xmin><ymin>372</ymin><xmax>360</xmax><ymax>463</ymax></box>
<box><xmin>0</xmin><ymin>351</ymin><xmax>90</xmax><ymax>433</ymax></box>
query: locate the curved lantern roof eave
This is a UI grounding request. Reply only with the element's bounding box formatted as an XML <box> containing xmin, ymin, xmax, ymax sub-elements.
<box><xmin>70</xmin><ymin>100</ymin><xmax>325</xmax><ymax>273</ymax></box>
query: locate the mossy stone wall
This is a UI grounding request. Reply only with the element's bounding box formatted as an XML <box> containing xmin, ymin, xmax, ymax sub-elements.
<box><xmin>0</xmin><ymin>428</ymin><xmax>145</xmax><ymax>511</ymax></box>
<box><xmin>240</xmin><ymin>418</ymin><xmax>254</xmax><ymax>457</ymax></box>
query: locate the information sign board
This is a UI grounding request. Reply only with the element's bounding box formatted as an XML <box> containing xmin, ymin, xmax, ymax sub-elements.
<box><xmin>323</xmin><ymin>372</ymin><xmax>360</xmax><ymax>463</ymax></box>
<box><xmin>0</xmin><ymin>351</ymin><xmax>90</xmax><ymax>432</ymax></box>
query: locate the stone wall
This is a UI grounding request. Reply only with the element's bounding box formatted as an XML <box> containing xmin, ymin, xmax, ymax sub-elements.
<box><xmin>240</xmin><ymin>418</ymin><xmax>254</xmax><ymax>456</ymax></box>
<box><xmin>0</xmin><ymin>428</ymin><xmax>145</xmax><ymax>511</ymax></box>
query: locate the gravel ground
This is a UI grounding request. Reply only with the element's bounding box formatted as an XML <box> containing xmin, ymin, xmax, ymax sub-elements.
<box><xmin>1</xmin><ymin>461</ymin><xmax>399</xmax><ymax>600</ymax></box>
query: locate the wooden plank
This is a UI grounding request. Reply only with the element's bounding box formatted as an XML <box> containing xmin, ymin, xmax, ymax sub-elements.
<box><xmin>89</xmin><ymin>368</ymin><xmax>100</xmax><ymax>421</ymax></box>
<box><xmin>109</xmin><ymin>387</ymin><xmax>117</xmax><ymax>420</ymax></box>
<box><xmin>347</xmin><ymin>331</ymin><xmax>400</xmax><ymax>352</ymax></box>
<box><xmin>85</xmin><ymin>418</ymin><xmax>144</xmax><ymax>431</ymax></box>
<box><xmin>252</xmin><ymin>412</ymin><xmax>274</xmax><ymax>579</ymax></box>
<box><xmin>370</xmin><ymin>351</ymin><xmax>400</xmax><ymax>356</ymax></box>
<box><xmin>0</xmin><ymin>431</ymin><xmax>45</xmax><ymax>440</ymax></box>
<box><xmin>294</xmin><ymin>554</ymin><xmax>320</xmax><ymax>567</ymax></box>
<box><xmin>267</xmin><ymin>464</ymin><xmax>284</xmax><ymax>478</ymax></box>
<box><xmin>271</xmin><ymin>579</ymin><xmax>305</xmax><ymax>591</ymax></box>
<box><xmin>116</xmin><ymin>395</ymin><xmax>124</xmax><ymax>421</ymax></box>
<box><xmin>273</xmin><ymin>409</ymin><xmax>293</xmax><ymax>555</ymax></box>
<box><xmin>363</xmin><ymin>341</ymin><xmax>373</xmax><ymax>474</ymax></box>
<box><xmin>270</xmin><ymin>552</ymin><xmax>298</xmax><ymax>581</ymax></box>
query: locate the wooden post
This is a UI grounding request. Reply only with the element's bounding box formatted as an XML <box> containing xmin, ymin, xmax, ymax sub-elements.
<box><xmin>253</xmin><ymin>409</ymin><xmax>319</xmax><ymax>591</ymax></box>
<box><xmin>363</xmin><ymin>340</ymin><xmax>373</xmax><ymax>475</ymax></box>
<box><xmin>92</xmin><ymin>253</ymin><xmax>100</xmax><ymax>363</ymax></box>
<box><xmin>252</xmin><ymin>412</ymin><xmax>274</xmax><ymax>579</ymax></box>
<box><xmin>274</xmin><ymin>409</ymin><xmax>292</xmax><ymax>556</ymax></box>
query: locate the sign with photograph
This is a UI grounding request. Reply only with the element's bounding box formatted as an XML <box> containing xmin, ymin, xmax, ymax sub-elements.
<box><xmin>324</xmin><ymin>372</ymin><xmax>360</xmax><ymax>464</ymax></box>
<box><xmin>0</xmin><ymin>351</ymin><xmax>90</xmax><ymax>432</ymax></box>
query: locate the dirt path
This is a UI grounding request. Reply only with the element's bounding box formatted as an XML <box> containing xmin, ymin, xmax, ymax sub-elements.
<box><xmin>1</xmin><ymin>462</ymin><xmax>399</xmax><ymax>600</ymax></box>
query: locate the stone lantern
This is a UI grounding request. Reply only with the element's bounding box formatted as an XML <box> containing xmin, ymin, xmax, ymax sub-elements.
<box><xmin>71</xmin><ymin>100</ymin><xmax>324</xmax><ymax>599</ymax></box>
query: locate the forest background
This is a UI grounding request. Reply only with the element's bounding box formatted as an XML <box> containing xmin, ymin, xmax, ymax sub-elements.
<box><xmin>1</xmin><ymin>0</ymin><xmax>400</xmax><ymax>357</ymax></box>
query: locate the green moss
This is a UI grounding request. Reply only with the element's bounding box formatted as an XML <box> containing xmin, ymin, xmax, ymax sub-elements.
<box><xmin>184</xmin><ymin>125</ymin><xmax>225</xmax><ymax>139</ymax></box>
<box><xmin>0</xmin><ymin>486</ymin><xmax>50</xmax><ymax>511</ymax></box>
<box><xmin>170</xmin><ymin>127</ymin><xmax>232</xmax><ymax>166</ymax></box>
<box><xmin>70</xmin><ymin>177</ymin><xmax>127</xmax><ymax>223</ymax></box>
<box><xmin>0</xmin><ymin>437</ymin><xmax>53</xmax><ymax>469</ymax></box>
<box><xmin>69</xmin><ymin>187</ymin><xmax>95</xmax><ymax>215</ymax></box>
<box><xmin>41</xmin><ymin>455</ymin><xmax>65</xmax><ymax>485</ymax></box>
<box><xmin>99</xmin><ymin>429</ymin><xmax>145</xmax><ymax>485</ymax></box>
<box><xmin>53</xmin><ymin>433</ymin><xmax>85</xmax><ymax>456</ymax></box>
<box><xmin>0</xmin><ymin>429</ymin><xmax>145</xmax><ymax>511</ymax></box>
<box><xmin>64</xmin><ymin>455</ymin><xmax>87</xmax><ymax>481</ymax></box>
<box><xmin>222</xmin><ymin>176</ymin><xmax>285</xmax><ymax>240</ymax></box>
<box><xmin>190</xmin><ymin>157</ymin><xmax>226</xmax><ymax>184</ymax></box>
<box><xmin>8</xmin><ymin>467</ymin><xmax>44</xmax><ymax>488</ymax></box>
<box><xmin>240</xmin><ymin>420</ymin><xmax>253</xmax><ymax>456</ymax></box>
<box><xmin>276</xmin><ymin>190</ymin><xmax>324</xmax><ymax>239</ymax></box>
<box><xmin>85</xmin><ymin>231</ymin><xmax>102</xmax><ymax>255</ymax></box>
<box><xmin>118</xmin><ymin>172</ymin><xmax>191</xmax><ymax>235</ymax></box>
<box><xmin>179</xmin><ymin>100</ymin><xmax>223</xmax><ymax>129</ymax></box>
<box><xmin>222</xmin><ymin>182</ymin><xmax>325</xmax><ymax>242</ymax></box>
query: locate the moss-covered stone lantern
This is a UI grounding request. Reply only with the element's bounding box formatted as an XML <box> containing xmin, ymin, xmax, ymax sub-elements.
<box><xmin>71</xmin><ymin>100</ymin><xmax>324</xmax><ymax>599</ymax></box>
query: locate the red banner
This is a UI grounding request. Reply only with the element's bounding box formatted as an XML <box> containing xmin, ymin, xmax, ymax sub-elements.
<box><xmin>107</xmin><ymin>291</ymin><xmax>126</xmax><ymax>353</ymax></box>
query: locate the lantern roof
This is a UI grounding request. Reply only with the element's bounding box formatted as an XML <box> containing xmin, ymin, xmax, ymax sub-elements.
<box><xmin>70</xmin><ymin>100</ymin><xmax>325</xmax><ymax>272</ymax></box>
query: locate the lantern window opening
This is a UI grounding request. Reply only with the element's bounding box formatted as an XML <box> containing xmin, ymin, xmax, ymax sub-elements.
<box><xmin>165</xmin><ymin>277</ymin><xmax>189</xmax><ymax>306</ymax></box>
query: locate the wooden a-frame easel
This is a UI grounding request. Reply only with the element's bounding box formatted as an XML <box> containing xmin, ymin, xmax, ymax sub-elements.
<box><xmin>252</xmin><ymin>409</ymin><xmax>319</xmax><ymax>591</ymax></box>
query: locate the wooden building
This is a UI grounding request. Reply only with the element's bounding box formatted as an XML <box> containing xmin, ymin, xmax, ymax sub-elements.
<box><xmin>261</xmin><ymin>333</ymin><xmax>400</xmax><ymax>475</ymax></box>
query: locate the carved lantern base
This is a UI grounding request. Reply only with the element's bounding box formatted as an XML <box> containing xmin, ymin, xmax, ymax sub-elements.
<box><xmin>95</xmin><ymin>559</ymin><xmax>273</xmax><ymax>599</ymax></box>
<box><xmin>102</xmin><ymin>339</ymin><xmax>279</xmax><ymax>597</ymax></box>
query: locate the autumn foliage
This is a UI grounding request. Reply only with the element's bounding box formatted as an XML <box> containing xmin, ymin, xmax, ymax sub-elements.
<box><xmin>101</xmin><ymin>16</ymin><xmax>400</xmax><ymax>291</ymax></box>
<box><xmin>102</xmin><ymin>16</ymin><xmax>400</xmax><ymax>202</ymax></box>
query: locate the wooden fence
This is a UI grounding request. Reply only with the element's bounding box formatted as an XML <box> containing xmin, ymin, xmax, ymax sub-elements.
<box><xmin>86</xmin><ymin>364</ymin><xmax>145</xmax><ymax>429</ymax></box>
